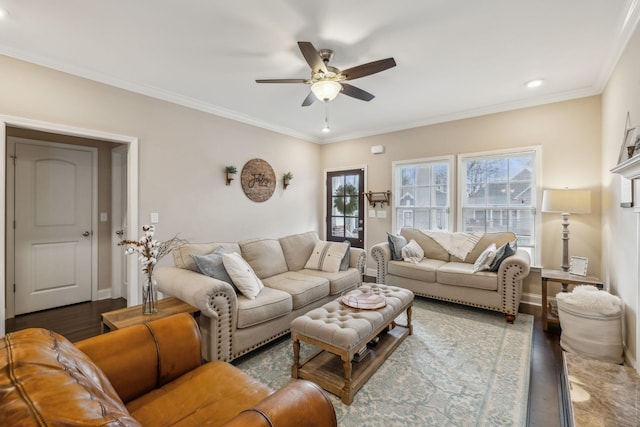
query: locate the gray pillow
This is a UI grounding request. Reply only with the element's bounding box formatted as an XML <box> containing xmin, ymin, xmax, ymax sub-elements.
<box><xmin>387</xmin><ymin>232</ymin><xmax>407</xmax><ymax>261</ymax></box>
<box><xmin>488</xmin><ymin>240</ymin><xmax>517</xmax><ymax>272</ymax></box>
<box><xmin>191</xmin><ymin>246</ymin><xmax>233</xmax><ymax>284</ymax></box>
<box><xmin>339</xmin><ymin>240</ymin><xmax>351</xmax><ymax>271</ymax></box>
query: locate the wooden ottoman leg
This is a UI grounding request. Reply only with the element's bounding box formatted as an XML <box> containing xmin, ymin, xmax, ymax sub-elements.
<box><xmin>291</xmin><ymin>335</ymin><xmax>301</xmax><ymax>378</ymax></box>
<box><xmin>407</xmin><ymin>304</ymin><xmax>413</xmax><ymax>335</ymax></box>
<box><xmin>342</xmin><ymin>354</ymin><xmax>354</xmax><ymax>405</ymax></box>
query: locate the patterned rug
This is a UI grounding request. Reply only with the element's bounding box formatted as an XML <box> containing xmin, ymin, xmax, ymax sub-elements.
<box><xmin>234</xmin><ymin>298</ymin><xmax>533</xmax><ymax>427</ymax></box>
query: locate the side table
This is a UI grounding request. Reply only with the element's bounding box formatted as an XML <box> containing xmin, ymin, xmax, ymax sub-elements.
<box><xmin>541</xmin><ymin>269</ymin><xmax>603</xmax><ymax>331</ymax></box>
<box><xmin>101</xmin><ymin>296</ymin><xmax>200</xmax><ymax>333</ymax></box>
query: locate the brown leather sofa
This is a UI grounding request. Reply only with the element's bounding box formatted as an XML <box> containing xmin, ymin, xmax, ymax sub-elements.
<box><xmin>0</xmin><ymin>313</ymin><xmax>337</xmax><ymax>426</ymax></box>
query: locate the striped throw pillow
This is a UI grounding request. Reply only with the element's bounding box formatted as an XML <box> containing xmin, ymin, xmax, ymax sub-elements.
<box><xmin>304</xmin><ymin>241</ymin><xmax>350</xmax><ymax>273</ymax></box>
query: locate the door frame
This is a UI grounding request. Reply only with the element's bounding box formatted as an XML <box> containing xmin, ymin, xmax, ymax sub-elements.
<box><xmin>111</xmin><ymin>145</ymin><xmax>128</xmax><ymax>299</ymax></box>
<box><xmin>7</xmin><ymin>138</ymin><xmax>98</xmax><ymax>316</ymax></box>
<box><xmin>323</xmin><ymin>165</ymin><xmax>368</xmax><ymax>249</ymax></box>
<box><xmin>0</xmin><ymin>115</ymin><xmax>139</xmax><ymax>336</ymax></box>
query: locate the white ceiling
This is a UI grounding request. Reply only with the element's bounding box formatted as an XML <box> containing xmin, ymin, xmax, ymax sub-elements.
<box><xmin>0</xmin><ymin>1</ymin><xmax>638</xmax><ymax>143</ymax></box>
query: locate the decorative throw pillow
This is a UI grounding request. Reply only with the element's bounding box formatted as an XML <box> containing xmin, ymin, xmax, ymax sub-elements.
<box><xmin>304</xmin><ymin>241</ymin><xmax>350</xmax><ymax>273</ymax></box>
<box><xmin>191</xmin><ymin>246</ymin><xmax>233</xmax><ymax>284</ymax></box>
<box><xmin>488</xmin><ymin>240</ymin><xmax>517</xmax><ymax>272</ymax></box>
<box><xmin>387</xmin><ymin>232</ymin><xmax>407</xmax><ymax>261</ymax></box>
<box><xmin>472</xmin><ymin>243</ymin><xmax>497</xmax><ymax>273</ymax></box>
<box><xmin>221</xmin><ymin>252</ymin><xmax>264</xmax><ymax>299</ymax></box>
<box><xmin>401</xmin><ymin>239</ymin><xmax>424</xmax><ymax>263</ymax></box>
<box><xmin>339</xmin><ymin>240</ymin><xmax>351</xmax><ymax>271</ymax></box>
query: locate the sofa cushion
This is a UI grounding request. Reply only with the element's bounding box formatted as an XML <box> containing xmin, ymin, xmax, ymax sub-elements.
<box><xmin>222</xmin><ymin>252</ymin><xmax>264</xmax><ymax>299</ymax></box>
<box><xmin>387</xmin><ymin>232</ymin><xmax>407</xmax><ymax>261</ymax></box>
<box><xmin>387</xmin><ymin>258</ymin><xmax>446</xmax><ymax>282</ymax></box>
<box><xmin>262</xmin><ymin>272</ymin><xmax>330</xmax><ymax>309</ymax></box>
<box><xmin>304</xmin><ymin>241</ymin><xmax>349</xmax><ymax>273</ymax></box>
<box><xmin>279</xmin><ymin>231</ymin><xmax>319</xmax><ymax>272</ymax></box>
<box><xmin>239</xmin><ymin>238</ymin><xmax>289</xmax><ymax>279</ymax></box>
<box><xmin>173</xmin><ymin>242</ymin><xmax>241</xmax><ymax>271</ymax></box>
<box><xmin>436</xmin><ymin>262</ymin><xmax>498</xmax><ymax>291</ymax></box>
<box><xmin>191</xmin><ymin>246</ymin><xmax>233</xmax><ymax>285</ymax></box>
<box><xmin>299</xmin><ymin>268</ymin><xmax>360</xmax><ymax>295</ymax></box>
<box><xmin>400</xmin><ymin>228</ymin><xmax>450</xmax><ymax>262</ymax></box>
<box><xmin>1</xmin><ymin>328</ymin><xmax>139</xmax><ymax>427</ymax></box>
<box><xmin>236</xmin><ymin>286</ymin><xmax>293</xmax><ymax>328</ymax></box>
<box><xmin>472</xmin><ymin>243</ymin><xmax>497</xmax><ymax>273</ymax></box>
<box><xmin>127</xmin><ymin>361</ymin><xmax>272</xmax><ymax>426</ymax></box>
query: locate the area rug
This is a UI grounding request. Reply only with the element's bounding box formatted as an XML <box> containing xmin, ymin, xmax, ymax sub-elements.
<box><xmin>234</xmin><ymin>298</ymin><xmax>533</xmax><ymax>427</ymax></box>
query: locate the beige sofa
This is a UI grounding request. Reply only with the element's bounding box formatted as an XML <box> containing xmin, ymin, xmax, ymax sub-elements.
<box><xmin>370</xmin><ymin>228</ymin><xmax>530</xmax><ymax>322</ymax></box>
<box><xmin>156</xmin><ymin>231</ymin><xmax>366</xmax><ymax>362</ymax></box>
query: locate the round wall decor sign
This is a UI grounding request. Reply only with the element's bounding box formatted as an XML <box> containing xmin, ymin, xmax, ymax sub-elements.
<box><xmin>241</xmin><ymin>158</ymin><xmax>276</xmax><ymax>202</ymax></box>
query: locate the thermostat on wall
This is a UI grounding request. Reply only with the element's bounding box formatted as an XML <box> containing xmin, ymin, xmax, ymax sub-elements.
<box><xmin>371</xmin><ymin>145</ymin><xmax>384</xmax><ymax>154</ymax></box>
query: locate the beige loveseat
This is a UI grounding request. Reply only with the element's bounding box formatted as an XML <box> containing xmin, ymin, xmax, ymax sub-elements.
<box><xmin>156</xmin><ymin>231</ymin><xmax>366</xmax><ymax>362</ymax></box>
<box><xmin>371</xmin><ymin>228</ymin><xmax>530</xmax><ymax>322</ymax></box>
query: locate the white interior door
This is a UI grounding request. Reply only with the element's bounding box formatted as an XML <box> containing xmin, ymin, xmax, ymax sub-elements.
<box><xmin>14</xmin><ymin>142</ymin><xmax>93</xmax><ymax>314</ymax></box>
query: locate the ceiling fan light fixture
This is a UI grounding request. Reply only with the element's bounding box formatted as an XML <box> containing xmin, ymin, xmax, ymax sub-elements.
<box><xmin>311</xmin><ymin>80</ymin><xmax>341</xmax><ymax>102</ymax></box>
<box><xmin>526</xmin><ymin>79</ymin><xmax>544</xmax><ymax>88</ymax></box>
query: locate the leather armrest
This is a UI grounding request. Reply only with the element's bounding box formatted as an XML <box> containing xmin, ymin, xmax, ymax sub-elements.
<box><xmin>76</xmin><ymin>313</ymin><xmax>202</xmax><ymax>403</ymax></box>
<box><xmin>222</xmin><ymin>380</ymin><xmax>337</xmax><ymax>427</ymax></box>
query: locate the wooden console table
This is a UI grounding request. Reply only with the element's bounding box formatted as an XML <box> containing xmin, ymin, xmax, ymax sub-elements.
<box><xmin>541</xmin><ymin>269</ymin><xmax>603</xmax><ymax>331</ymax></box>
<box><xmin>101</xmin><ymin>297</ymin><xmax>199</xmax><ymax>333</ymax></box>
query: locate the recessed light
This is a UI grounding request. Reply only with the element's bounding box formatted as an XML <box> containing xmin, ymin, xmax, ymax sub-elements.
<box><xmin>321</xmin><ymin>125</ymin><xmax>331</xmax><ymax>133</ymax></box>
<box><xmin>526</xmin><ymin>79</ymin><xmax>544</xmax><ymax>88</ymax></box>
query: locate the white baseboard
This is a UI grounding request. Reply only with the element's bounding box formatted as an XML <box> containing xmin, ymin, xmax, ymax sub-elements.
<box><xmin>365</xmin><ymin>267</ymin><xmax>377</xmax><ymax>278</ymax></box>
<box><xmin>97</xmin><ymin>288</ymin><xmax>112</xmax><ymax>300</ymax></box>
<box><xmin>520</xmin><ymin>292</ymin><xmax>543</xmax><ymax>308</ymax></box>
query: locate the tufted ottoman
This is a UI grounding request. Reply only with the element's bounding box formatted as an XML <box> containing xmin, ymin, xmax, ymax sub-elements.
<box><xmin>290</xmin><ymin>284</ymin><xmax>414</xmax><ymax>404</ymax></box>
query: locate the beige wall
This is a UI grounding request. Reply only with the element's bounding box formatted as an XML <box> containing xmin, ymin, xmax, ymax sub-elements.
<box><xmin>0</xmin><ymin>55</ymin><xmax>322</xmax><ymax>298</ymax></box>
<box><xmin>601</xmin><ymin>23</ymin><xmax>640</xmax><ymax>365</ymax></box>
<box><xmin>321</xmin><ymin>96</ymin><xmax>603</xmax><ymax>299</ymax></box>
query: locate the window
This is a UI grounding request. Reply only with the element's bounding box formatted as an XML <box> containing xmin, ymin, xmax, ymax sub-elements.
<box><xmin>459</xmin><ymin>148</ymin><xmax>540</xmax><ymax>263</ymax></box>
<box><xmin>392</xmin><ymin>156</ymin><xmax>453</xmax><ymax>232</ymax></box>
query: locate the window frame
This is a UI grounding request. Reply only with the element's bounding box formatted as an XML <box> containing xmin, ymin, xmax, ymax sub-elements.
<box><xmin>391</xmin><ymin>155</ymin><xmax>454</xmax><ymax>234</ymax></box>
<box><xmin>457</xmin><ymin>146</ymin><xmax>542</xmax><ymax>265</ymax></box>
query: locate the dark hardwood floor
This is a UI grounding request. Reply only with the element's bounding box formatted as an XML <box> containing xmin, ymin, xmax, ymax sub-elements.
<box><xmin>4</xmin><ymin>297</ymin><xmax>563</xmax><ymax>426</ymax></box>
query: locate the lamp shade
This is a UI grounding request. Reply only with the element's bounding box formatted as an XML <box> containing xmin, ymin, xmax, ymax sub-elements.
<box><xmin>541</xmin><ymin>189</ymin><xmax>591</xmax><ymax>214</ymax></box>
<box><xmin>311</xmin><ymin>80</ymin><xmax>341</xmax><ymax>102</ymax></box>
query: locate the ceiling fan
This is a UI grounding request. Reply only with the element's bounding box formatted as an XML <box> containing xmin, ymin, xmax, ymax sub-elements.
<box><xmin>256</xmin><ymin>41</ymin><xmax>396</xmax><ymax>106</ymax></box>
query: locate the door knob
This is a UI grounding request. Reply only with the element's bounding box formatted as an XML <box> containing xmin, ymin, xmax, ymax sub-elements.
<box><xmin>115</xmin><ymin>230</ymin><xmax>124</xmax><ymax>236</ymax></box>
<box><xmin>82</xmin><ymin>231</ymin><xmax>91</xmax><ymax>237</ymax></box>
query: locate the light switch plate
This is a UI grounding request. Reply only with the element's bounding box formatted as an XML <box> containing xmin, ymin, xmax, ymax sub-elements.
<box><xmin>100</xmin><ymin>212</ymin><xmax>108</xmax><ymax>222</ymax></box>
<box><xmin>369</xmin><ymin>210</ymin><xmax>376</xmax><ymax>218</ymax></box>
<box><xmin>377</xmin><ymin>210</ymin><xmax>387</xmax><ymax>218</ymax></box>
<box><xmin>150</xmin><ymin>212</ymin><xmax>159</xmax><ymax>224</ymax></box>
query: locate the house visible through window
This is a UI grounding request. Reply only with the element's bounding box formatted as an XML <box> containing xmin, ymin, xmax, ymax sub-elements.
<box><xmin>392</xmin><ymin>157</ymin><xmax>453</xmax><ymax>232</ymax></box>
<box><xmin>459</xmin><ymin>148</ymin><xmax>539</xmax><ymax>263</ymax></box>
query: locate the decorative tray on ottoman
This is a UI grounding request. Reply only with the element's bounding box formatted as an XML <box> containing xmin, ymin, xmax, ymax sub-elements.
<box><xmin>341</xmin><ymin>291</ymin><xmax>386</xmax><ymax>310</ymax></box>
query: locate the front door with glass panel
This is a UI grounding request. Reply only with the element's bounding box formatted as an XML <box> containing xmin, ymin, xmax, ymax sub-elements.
<box><xmin>326</xmin><ymin>169</ymin><xmax>364</xmax><ymax>248</ymax></box>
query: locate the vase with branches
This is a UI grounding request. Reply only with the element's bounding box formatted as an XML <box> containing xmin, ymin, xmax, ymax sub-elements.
<box><xmin>118</xmin><ymin>225</ymin><xmax>186</xmax><ymax>314</ymax></box>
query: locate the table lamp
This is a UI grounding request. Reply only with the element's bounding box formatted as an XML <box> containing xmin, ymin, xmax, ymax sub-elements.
<box><xmin>541</xmin><ymin>189</ymin><xmax>591</xmax><ymax>272</ymax></box>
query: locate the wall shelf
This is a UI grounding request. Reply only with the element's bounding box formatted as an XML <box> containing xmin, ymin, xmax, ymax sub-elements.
<box><xmin>364</xmin><ymin>191</ymin><xmax>391</xmax><ymax>207</ymax></box>
<box><xmin>611</xmin><ymin>155</ymin><xmax>640</xmax><ymax>179</ymax></box>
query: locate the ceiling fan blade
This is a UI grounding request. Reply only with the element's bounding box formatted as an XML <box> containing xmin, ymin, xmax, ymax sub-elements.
<box><xmin>255</xmin><ymin>79</ymin><xmax>307</xmax><ymax>83</ymax></box>
<box><xmin>341</xmin><ymin>58</ymin><xmax>397</xmax><ymax>81</ymax></box>
<box><xmin>340</xmin><ymin>83</ymin><xmax>375</xmax><ymax>102</ymax></box>
<box><xmin>301</xmin><ymin>92</ymin><xmax>316</xmax><ymax>107</ymax></box>
<box><xmin>298</xmin><ymin>41</ymin><xmax>327</xmax><ymax>74</ymax></box>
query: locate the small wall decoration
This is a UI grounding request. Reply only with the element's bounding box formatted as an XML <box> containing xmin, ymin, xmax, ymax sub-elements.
<box><xmin>241</xmin><ymin>158</ymin><xmax>276</xmax><ymax>202</ymax></box>
<box><xmin>225</xmin><ymin>165</ymin><xmax>237</xmax><ymax>186</ymax></box>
